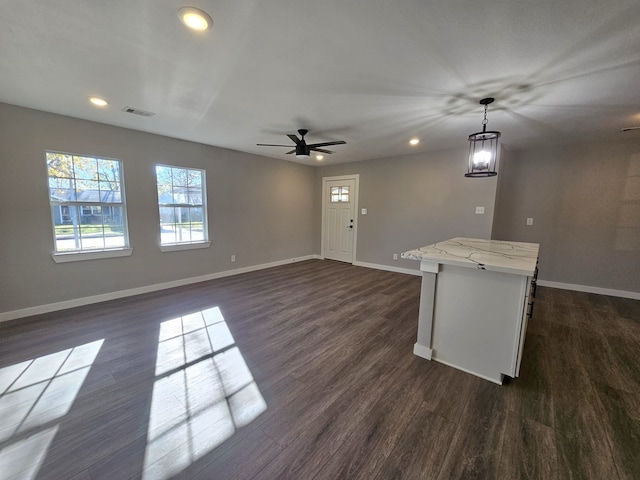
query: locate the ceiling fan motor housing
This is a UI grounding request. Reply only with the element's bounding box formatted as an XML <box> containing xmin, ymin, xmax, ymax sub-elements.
<box><xmin>296</xmin><ymin>144</ymin><xmax>311</xmax><ymax>157</ymax></box>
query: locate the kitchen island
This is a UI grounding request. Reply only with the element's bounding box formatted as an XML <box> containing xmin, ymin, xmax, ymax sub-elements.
<box><xmin>402</xmin><ymin>237</ymin><xmax>539</xmax><ymax>384</ymax></box>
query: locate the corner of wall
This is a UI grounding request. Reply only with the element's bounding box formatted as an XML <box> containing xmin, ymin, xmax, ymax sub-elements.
<box><xmin>491</xmin><ymin>144</ymin><xmax>509</xmax><ymax>240</ymax></box>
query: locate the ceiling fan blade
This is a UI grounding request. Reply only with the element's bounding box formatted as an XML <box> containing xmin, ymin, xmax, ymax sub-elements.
<box><xmin>287</xmin><ymin>134</ymin><xmax>302</xmax><ymax>145</ymax></box>
<box><xmin>310</xmin><ymin>147</ymin><xmax>334</xmax><ymax>154</ymax></box>
<box><xmin>306</xmin><ymin>140</ymin><xmax>346</xmax><ymax>148</ymax></box>
<box><xmin>257</xmin><ymin>143</ymin><xmax>293</xmax><ymax>147</ymax></box>
<box><xmin>285</xmin><ymin>149</ymin><xmax>296</xmax><ymax>155</ymax></box>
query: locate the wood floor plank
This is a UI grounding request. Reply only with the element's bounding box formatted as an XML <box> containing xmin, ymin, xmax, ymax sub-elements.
<box><xmin>67</xmin><ymin>470</ymin><xmax>92</xmax><ymax>480</ymax></box>
<box><xmin>255</xmin><ymin>360</ymin><xmax>401</xmax><ymax>479</ymax></box>
<box><xmin>573</xmin><ymin>319</ymin><xmax>640</xmax><ymax>394</ymax></box>
<box><xmin>505</xmin><ymin>332</ymin><xmax>555</xmax><ymax>427</ymax></box>
<box><xmin>88</xmin><ymin>435</ymin><xmax>149</xmax><ymax>480</ymax></box>
<box><xmin>546</xmin><ymin>322</ymin><xmax>621</xmax><ymax>480</ymax></box>
<box><xmin>172</xmin><ymin>427</ymin><xmax>282</xmax><ymax>480</ymax></box>
<box><xmin>374</xmin><ymin>403</ymin><xmax>457</xmax><ymax>480</ymax></box>
<box><xmin>498</xmin><ymin>413</ymin><xmax>558</xmax><ymax>479</ymax></box>
<box><xmin>417</xmin><ymin>361</ymin><xmax>483</xmax><ymax>423</ymax></box>
<box><xmin>312</xmin><ymin>361</ymin><xmax>432</xmax><ymax>480</ymax></box>
<box><xmin>258</xmin><ymin>356</ymin><xmax>398</xmax><ymax>449</ymax></box>
<box><xmin>435</xmin><ymin>381</ymin><xmax>509</xmax><ymax>480</ymax></box>
<box><xmin>593</xmin><ymin>384</ymin><xmax>640</xmax><ymax>480</ymax></box>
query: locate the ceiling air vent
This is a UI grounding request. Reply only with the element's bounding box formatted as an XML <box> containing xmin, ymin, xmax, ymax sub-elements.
<box><xmin>121</xmin><ymin>106</ymin><xmax>156</xmax><ymax>117</ymax></box>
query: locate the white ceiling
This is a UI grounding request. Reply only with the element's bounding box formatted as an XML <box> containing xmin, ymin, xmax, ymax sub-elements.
<box><xmin>2</xmin><ymin>0</ymin><xmax>640</xmax><ymax>165</ymax></box>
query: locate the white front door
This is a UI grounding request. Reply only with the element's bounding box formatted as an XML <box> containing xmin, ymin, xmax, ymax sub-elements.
<box><xmin>323</xmin><ymin>178</ymin><xmax>356</xmax><ymax>263</ymax></box>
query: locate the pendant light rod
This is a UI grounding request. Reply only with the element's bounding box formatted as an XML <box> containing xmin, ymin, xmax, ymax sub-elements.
<box><xmin>479</xmin><ymin>97</ymin><xmax>493</xmax><ymax>133</ymax></box>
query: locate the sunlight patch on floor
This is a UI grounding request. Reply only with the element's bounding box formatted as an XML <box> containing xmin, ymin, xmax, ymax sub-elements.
<box><xmin>142</xmin><ymin>307</ymin><xmax>267</xmax><ymax>480</ymax></box>
<box><xmin>0</xmin><ymin>339</ymin><xmax>104</xmax><ymax>480</ymax></box>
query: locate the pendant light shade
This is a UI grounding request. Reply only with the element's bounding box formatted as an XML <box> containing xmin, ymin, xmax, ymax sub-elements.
<box><xmin>466</xmin><ymin>97</ymin><xmax>500</xmax><ymax>178</ymax></box>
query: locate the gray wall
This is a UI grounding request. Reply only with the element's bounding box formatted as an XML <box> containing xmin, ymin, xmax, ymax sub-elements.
<box><xmin>316</xmin><ymin>149</ymin><xmax>498</xmax><ymax>270</ymax></box>
<box><xmin>3</xmin><ymin>100</ymin><xmax>637</xmax><ymax>315</ymax></box>
<box><xmin>492</xmin><ymin>140</ymin><xmax>640</xmax><ymax>293</ymax></box>
<box><xmin>0</xmin><ymin>103</ymin><xmax>318</xmax><ymax>313</ymax></box>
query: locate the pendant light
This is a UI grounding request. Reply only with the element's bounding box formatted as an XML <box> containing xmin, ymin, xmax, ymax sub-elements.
<box><xmin>465</xmin><ymin>97</ymin><xmax>500</xmax><ymax>177</ymax></box>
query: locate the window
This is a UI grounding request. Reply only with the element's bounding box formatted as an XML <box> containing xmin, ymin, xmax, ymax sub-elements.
<box><xmin>331</xmin><ymin>185</ymin><xmax>350</xmax><ymax>203</ymax></box>
<box><xmin>156</xmin><ymin>165</ymin><xmax>208</xmax><ymax>249</ymax></box>
<box><xmin>46</xmin><ymin>152</ymin><xmax>129</xmax><ymax>255</ymax></box>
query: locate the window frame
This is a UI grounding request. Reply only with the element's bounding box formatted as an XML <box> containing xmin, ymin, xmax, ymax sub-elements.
<box><xmin>46</xmin><ymin>151</ymin><xmax>132</xmax><ymax>262</ymax></box>
<box><xmin>155</xmin><ymin>164</ymin><xmax>210</xmax><ymax>252</ymax></box>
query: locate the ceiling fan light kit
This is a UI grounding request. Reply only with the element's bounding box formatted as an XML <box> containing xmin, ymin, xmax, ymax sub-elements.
<box><xmin>466</xmin><ymin>97</ymin><xmax>500</xmax><ymax>178</ymax></box>
<box><xmin>257</xmin><ymin>129</ymin><xmax>346</xmax><ymax>160</ymax></box>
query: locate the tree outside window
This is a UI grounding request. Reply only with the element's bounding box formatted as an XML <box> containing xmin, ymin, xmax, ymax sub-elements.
<box><xmin>156</xmin><ymin>165</ymin><xmax>208</xmax><ymax>246</ymax></box>
<box><xmin>46</xmin><ymin>152</ymin><xmax>129</xmax><ymax>253</ymax></box>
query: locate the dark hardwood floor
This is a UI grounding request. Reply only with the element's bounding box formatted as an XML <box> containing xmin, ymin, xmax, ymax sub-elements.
<box><xmin>1</xmin><ymin>259</ymin><xmax>639</xmax><ymax>479</ymax></box>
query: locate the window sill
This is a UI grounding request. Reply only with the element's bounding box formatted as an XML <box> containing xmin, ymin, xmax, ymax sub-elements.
<box><xmin>52</xmin><ymin>248</ymin><xmax>133</xmax><ymax>263</ymax></box>
<box><xmin>160</xmin><ymin>241</ymin><xmax>211</xmax><ymax>253</ymax></box>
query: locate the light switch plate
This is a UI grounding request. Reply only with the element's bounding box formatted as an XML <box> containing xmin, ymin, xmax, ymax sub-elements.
<box><xmin>475</xmin><ymin>206</ymin><xmax>485</xmax><ymax>214</ymax></box>
<box><xmin>361</xmin><ymin>208</ymin><xmax>367</xmax><ymax>215</ymax></box>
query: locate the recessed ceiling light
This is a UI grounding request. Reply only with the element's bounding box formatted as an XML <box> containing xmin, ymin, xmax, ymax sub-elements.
<box><xmin>89</xmin><ymin>97</ymin><xmax>108</xmax><ymax>107</ymax></box>
<box><xmin>409</xmin><ymin>138</ymin><xmax>420</xmax><ymax>145</ymax></box>
<box><xmin>316</xmin><ymin>155</ymin><xmax>324</xmax><ymax>161</ymax></box>
<box><xmin>178</xmin><ymin>7</ymin><xmax>213</xmax><ymax>31</ymax></box>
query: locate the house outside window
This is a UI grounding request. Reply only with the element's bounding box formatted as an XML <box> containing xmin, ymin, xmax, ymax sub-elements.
<box><xmin>156</xmin><ymin>165</ymin><xmax>208</xmax><ymax>249</ymax></box>
<box><xmin>46</xmin><ymin>152</ymin><xmax>129</xmax><ymax>254</ymax></box>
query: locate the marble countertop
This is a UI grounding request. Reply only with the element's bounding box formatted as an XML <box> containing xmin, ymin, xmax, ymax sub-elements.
<box><xmin>402</xmin><ymin>237</ymin><xmax>539</xmax><ymax>276</ymax></box>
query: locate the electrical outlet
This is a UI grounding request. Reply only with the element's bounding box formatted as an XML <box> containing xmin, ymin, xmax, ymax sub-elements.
<box><xmin>361</xmin><ymin>208</ymin><xmax>367</xmax><ymax>215</ymax></box>
<box><xmin>475</xmin><ymin>206</ymin><xmax>485</xmax><ymax>215</ymax></box>
<box><xmin>393</xmin><ymin>253</ymin><xmax>398</xmax><ymax>260</ymax></box>
<box><xmin>526</xmin><ymin>218</ymin><xmax>534</xmax><ymax>226</ymax></box>
<box><xmin>231</xmin><ymin>254</ymin><xmax>236</xmax><ymax>262</ymax></box>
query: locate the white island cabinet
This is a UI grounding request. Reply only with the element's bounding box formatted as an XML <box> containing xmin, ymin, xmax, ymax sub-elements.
<box><xmin>402</xmin><ymin>237</ymin><xmax>539</xmax><ymax>384</ymax></box>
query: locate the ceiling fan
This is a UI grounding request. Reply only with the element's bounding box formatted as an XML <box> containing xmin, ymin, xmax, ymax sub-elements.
<box><xmin>257</xmin><ymin>129</ymin><xmax>346</xmax><ymax>159</ymax></box>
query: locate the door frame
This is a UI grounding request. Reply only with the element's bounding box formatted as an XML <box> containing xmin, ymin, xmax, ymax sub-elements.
<box><xmin>321</xmin><ymin>174</ymin><xmax>360</xmax><ymax>263</ymax></box>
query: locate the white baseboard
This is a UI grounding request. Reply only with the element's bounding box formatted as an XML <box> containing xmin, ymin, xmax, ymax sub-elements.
<box><xmin>431</xmin><ymin>357</ymin><xmax>504</xmax><ymax>385</ymax></box>
<box><xmin>413</xmin><ymin>343</ymin><xmax>433</xmax><ymax>360</ymax></box>
<box><xmin>0</xmin><ymin>255</ymin><xmax>322</xmax><ymax>323</ymax></box>
<box><xmin>353</xmin><ymin>261</ymin><xmax>421</xmax><ymax>276</ymax></box>
<box><xmin>537</xmin><ymin>280</ymin><xmax>640</xmax><ymax>300</ymax></box>
<box><xmin>7</xmin><ymin>259</ymin><xmax>634</xmax><ymax>323</ymax></box>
